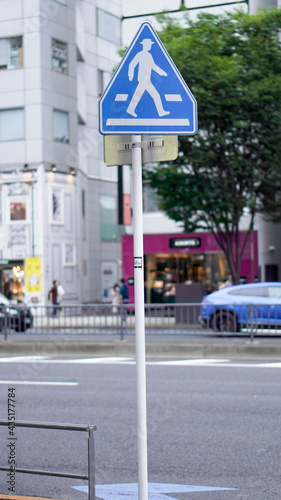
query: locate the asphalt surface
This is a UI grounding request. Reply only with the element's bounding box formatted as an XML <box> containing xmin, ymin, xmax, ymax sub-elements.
<box><xmin>0</xmin><ymin>357</ymin><xmax>281</xmax><ymax>500</ymax></box>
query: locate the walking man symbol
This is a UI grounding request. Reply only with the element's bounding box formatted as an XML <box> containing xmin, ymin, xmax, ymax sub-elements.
<box><xmin>127</xmin><ymin>38</ymin><xmax>170</xmax><ymax>118</ymax></box>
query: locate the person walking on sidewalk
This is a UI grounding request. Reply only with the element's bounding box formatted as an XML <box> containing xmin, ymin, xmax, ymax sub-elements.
<box><xmin>49</xmin><ymin>280</ymin><xmax>59</xmax><ymax>317</ymax></box>
<box><xmin>57</xmin><ymin>281</ymin><xmax>65</xmax><ymax>311</ymax></box>
<box><xmin>112</xmin><ymin>283</ymin><xmax>121</xmax><ymax>314</ymax></box>
<box><xmin>119</xmin><ymin>278</ymin><xmax>129</xmax><ymax>304</ymax></box>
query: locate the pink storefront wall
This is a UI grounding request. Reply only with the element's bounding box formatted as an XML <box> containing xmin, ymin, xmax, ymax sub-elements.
<box><xmin>122</xmin><ymin>231</ymin><xmax>258</xmax><ymax>303</ymax></box>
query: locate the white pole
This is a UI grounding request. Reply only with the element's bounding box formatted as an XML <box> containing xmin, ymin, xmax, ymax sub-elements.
<box><xmin>131</xmin><ymin>134</ymin><xmax>148</xmax><ymax>500</ymax></box>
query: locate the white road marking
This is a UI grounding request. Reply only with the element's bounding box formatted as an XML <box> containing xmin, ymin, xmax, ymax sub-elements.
<box><xmin>0</xmin><ymin>356</ymin><xmax>47</xmax><ymax>363</ymax></box>
<box><xmin>0</xmin><ymin>356</ymin><xmax>281</xmax><ymax>368</ymax></box>
<box><xmin>73</xmin><ymin>482</ymin><xmax>237</xmax><ymax>497</ymax></box>
<box><xmin>0</xmin><ymin>356</ymin><xmax>135</xmax><ymax>365</ymax></box>
<box><xmin>0</xmin><ymin>381</ymin><xmax>78</xmax><ymax>386</ymax></box>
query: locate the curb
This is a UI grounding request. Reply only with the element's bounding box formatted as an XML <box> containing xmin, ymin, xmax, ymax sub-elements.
<box><xmin>0</xmin><ymin>338</ymin><xmax>281</xmax><ymax>359</ymax></box>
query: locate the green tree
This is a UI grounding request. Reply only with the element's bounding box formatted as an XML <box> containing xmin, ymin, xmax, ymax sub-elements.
<box><xmin>144</xmin><ymin>9</ymin><xmax>281</xmax><ymax>284</ymax></box>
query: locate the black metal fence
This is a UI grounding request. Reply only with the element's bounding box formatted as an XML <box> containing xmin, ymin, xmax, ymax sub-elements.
<box><xmin>0</xmin><ymin>420</ymin><xmax>96</xmax><ymax>500</ymax></box>
<box><xmin>1</xmin><ymin>302</ymin><xmax>281</xmax><ymax>339</ymax></box>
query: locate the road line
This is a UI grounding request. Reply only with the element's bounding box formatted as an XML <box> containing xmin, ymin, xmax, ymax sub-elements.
<box><xmin>1</xmin><ymin>356</ymin><xmax>281</xmax><ymax>368</ymax></box>
<box><xmin>0</xmin><ymin>356</ymin><xmax>135</xmax><ymax>365</ymax></box>
<box><xmin>0</xmin><ymin>381</ymin><xmax>78</xmax><ymax>386</ymax></box>
<box><xmin>0</xmin><ymin>495</ymin><xmax>63</xmax><ymax>500</ymax></box>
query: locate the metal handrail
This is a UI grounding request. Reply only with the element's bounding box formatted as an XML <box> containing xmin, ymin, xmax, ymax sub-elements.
<box><xmin>0</xmin><ymin>420</ymin><xmax>96</xmax><ymax>500</ymax></box>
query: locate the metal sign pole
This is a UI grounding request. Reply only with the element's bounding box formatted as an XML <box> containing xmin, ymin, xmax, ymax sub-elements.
<box><xmin>131</xmin><ymin>134</ymin><xmax>148</xmax><ymax>500</ymax></box>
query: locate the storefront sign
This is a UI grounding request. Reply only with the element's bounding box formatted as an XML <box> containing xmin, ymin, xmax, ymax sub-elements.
<box><xmin>169</xmin><ymin>237</ymin><xmax>201</xmax><ymax>249</ymax></box>
<box><xmin>25</xmin><ymin>257</ymin><xmax>42</xmax><ymax>293</ymax></box>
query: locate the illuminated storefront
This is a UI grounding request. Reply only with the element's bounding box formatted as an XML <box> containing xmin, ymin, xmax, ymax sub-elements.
<box><xmin>122</xmin><ymin>232</ymin><xmax>258</xmax><ymax>303</ymax></box>
<box><xmin>0</xmin><ymin>259</ymin><xmax>25</xmax><ymax>302</ymax></box>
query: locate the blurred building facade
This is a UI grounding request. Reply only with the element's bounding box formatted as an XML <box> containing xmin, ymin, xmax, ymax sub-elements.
<box><xmin>121</xmin><ymin>0</ymin><xmax>281</xmax><ymax>302</ymax></box>
<box><xmin>0</xmin><ymin>0</ymin><xmax>280</xmax><ymax>305</ymax></box>
<box><xmin>0</xmin><ymin>0</ymin><xmax>122</xmax><ymax>304</ymax></box>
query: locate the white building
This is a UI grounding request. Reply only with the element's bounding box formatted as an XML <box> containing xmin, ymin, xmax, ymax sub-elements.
<box><xmin>0</xmin><ymin>0</ymin><xmax>123</xmax><ymax>304</ymax></box>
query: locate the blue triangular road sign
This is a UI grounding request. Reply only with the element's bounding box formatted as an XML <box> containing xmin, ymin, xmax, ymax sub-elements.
<box><xmin>99</xmin><ymin>23</ymin><xmax>197</xmax><ymax>135</ymax></box>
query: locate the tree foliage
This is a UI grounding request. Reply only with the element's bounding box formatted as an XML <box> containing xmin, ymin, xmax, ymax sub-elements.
<box><xmin>144</xmin><ymin>9</ymin><xmax>281</xmax><ymax>283</ymax></box>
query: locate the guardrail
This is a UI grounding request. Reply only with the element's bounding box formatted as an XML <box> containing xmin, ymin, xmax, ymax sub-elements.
<box><xmin>0</xmin><ymin>303</ymin><xmax>200</xmax><ymax>339</ymax></box>
<box><xmin>1</xmin><ymin>302</ymin><xmax>281</xmax><ymax>339</ymax></box>
<box><xmin>0</xmin><ymin>420</ymin><xmax>96</xmax><ymax>500</ymax></box>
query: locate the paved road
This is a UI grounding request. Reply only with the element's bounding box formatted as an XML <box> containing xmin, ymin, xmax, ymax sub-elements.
<box><xmin>0</xmin><ymin>356</ymin><xmax>280</xmax><ymax>499</ymax></box>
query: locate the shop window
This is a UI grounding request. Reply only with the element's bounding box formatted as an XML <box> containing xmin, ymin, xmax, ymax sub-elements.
<box><xmin>3</xmin><ymin>265</ymin><xmax>25</xmax><ymax>302</ymax></box>
<box><xmin>144</xmin><ymin>252</ymin><xmax>230</xmax><ymax>303</ymax></box>
<box><xmin>100</xmin><ymin>195</ymin><xmax>117</xmax><ymax>242</ymax></box>
<box><xmin>53</xmin><ymin>109</ymin><xmax>69</xmax><ymax>143</ymax></box>
<box><xmin>52</xmin><ymin>39</ymin><xmax>68</xmax><ymax>74</ymax></box>
<box><xmin>96</xmin><ymin>9</ymin><xmax>121</xmax><ymax>45</ymax></box>
<box><xmin>0</xmin><ymin>108</ymin><xmax>25</xmax><ymax>141</ymax></box>
<box><xmin>0</xmin><ymin>36</ymin><xmax>23</xmax><ymax>70</ymax></box>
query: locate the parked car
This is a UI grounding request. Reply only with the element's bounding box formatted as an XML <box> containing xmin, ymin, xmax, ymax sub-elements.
<box><xmin>0</xmin><ymin>292</ymin><xmax>33</xmax><ymax>332</ymax></box>
<box><xmin>200</xmin><ymin>282</ymin><xmax>281</xmax><ymax>332</ymax></box>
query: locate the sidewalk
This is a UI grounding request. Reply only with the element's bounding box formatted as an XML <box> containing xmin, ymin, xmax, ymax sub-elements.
<box><xmin>1</xmin><ymin>336</ymin><xmax>281</xmax><ymax>360</ymax></box>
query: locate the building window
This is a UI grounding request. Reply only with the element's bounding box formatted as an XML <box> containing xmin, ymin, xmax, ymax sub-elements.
<box><xmin>97</xmin><ymin>69</ymin><xmax>111</xmax><ymax>97</ymax></box>
<box><xmin>143</xmin><ymin>183</ymin><xmax>160</xmax><ymax>213</ymax></box>
<box><xmin>0</xmin><ymin>108</ymin><xmax>25</xmax><ymax>141</ymax></box>
<box><xmin>0</xmin><ymin>36</ymin><xmax>23</xmax><ymax>70</ymax></box>
<box><xmin>97</xmin><ymin>9</ymin><xmax>121</xmax><ymax>45</ymax></box>
<box><xmin>63</xmin><ymin>242</ymin><xmax>76</xmax><ymax>266</ymax></box>
<box><xmin>53</xmin><ymin>109</ymin><xmax>69</xmax><ymax>143</ymax></box>
<box><xmin>50</xmin><ymin>188</ymin><xmax>64</xmax><ymax>224</ymax></box>
<box><xmin>82</xmin><ymin>189</ymin><xmax>86</xmax><ymax>217</ymax></box>
<box><xmin>52</xmin><ymin>39</ymin><xmax>68</xmax><ymax>74</ymax></box>
<box><xmin>100</xmin><ymin>195</ymin><xmax>117</xmax><ymax>242</ymax></box>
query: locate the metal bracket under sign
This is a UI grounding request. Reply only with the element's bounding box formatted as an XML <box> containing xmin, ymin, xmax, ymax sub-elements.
<box><xmin>104</xmin><ymin>135</ymin><xmax>178</xmax><ymax>166</ymax></box>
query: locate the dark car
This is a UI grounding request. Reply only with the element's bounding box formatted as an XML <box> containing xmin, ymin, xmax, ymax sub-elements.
<box><xmin>0</xmin><ymin>292</ymin><xmax>33</xmax><ymax>332</ymax></box>
<box><xmin>200</xmin><ymin>282</ymin><xmax>281</xmax><ymax>332</ymax></box>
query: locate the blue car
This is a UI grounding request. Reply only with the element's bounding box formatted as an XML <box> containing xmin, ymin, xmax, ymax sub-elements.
<box><xmin>200</xmin><ymin>282</ymin><xmax>281</xmax><ymax>332</ymax></box>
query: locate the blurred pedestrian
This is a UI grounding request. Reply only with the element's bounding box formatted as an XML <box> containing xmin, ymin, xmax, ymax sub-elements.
<box><xmin>112</xmin><ymin>283</ymin><xmax>121</xmax><ymax>314</ymax></box>
<box><xmin>219</xmin><ymin>275</ymin><xmax>233</xmax><ymax>289</ymax></box>
<box><xmin>57</xmin><ymin>281</ymin><xmax>65</xmax><ymax>310</ymax></box>
<box><xmin>119</xmin><ymin>278</ymin><xmax>129</xmax><ymax>304</ymax></box>
<box><xmin>48</xmin><ymin>280</ymin><xmax>59</xmax><ymax>316</ymax></box>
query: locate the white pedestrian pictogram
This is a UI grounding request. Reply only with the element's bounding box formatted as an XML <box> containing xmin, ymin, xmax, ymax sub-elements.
<box><xmin>126</xmin><ymin>38</ymin><xmax>170</xmax><ymax>118</ymax></box>
<box><xmin>99</xmin><ymin>22</ymin><xmax>197</xmax><ymax>134</ymax></box>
